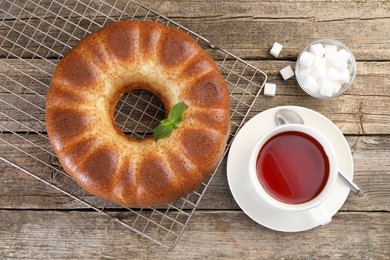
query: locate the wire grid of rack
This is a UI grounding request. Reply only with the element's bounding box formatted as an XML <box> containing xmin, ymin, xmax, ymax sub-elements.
<box><xmin>0</xmin><ymin>0</ymin><xmax>267</xmax><ymax>248</ymax></box>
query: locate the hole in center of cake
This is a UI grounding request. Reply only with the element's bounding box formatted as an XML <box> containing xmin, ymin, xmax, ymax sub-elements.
<box><xmin>114</xmin><ymin>89</ymin><xmax>166</xmax><ymax>140</ymax></box>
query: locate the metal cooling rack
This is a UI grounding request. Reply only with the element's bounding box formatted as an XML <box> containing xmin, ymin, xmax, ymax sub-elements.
<box><xmin>0</xmin><ymin>0</ymin><xmax>267</xmax><ymax>248</ymax></box>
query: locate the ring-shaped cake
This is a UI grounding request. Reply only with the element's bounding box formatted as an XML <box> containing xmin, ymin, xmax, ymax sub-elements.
<box><xmin>46</xmin><ymin>21</ymin><xmax>231</xmax><ymax>206</ymax></box>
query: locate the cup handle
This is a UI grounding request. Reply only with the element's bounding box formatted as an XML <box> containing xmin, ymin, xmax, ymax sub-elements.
<box><xmin>309</xmin><ymin>205</ymin><xmax>332</xmax><ymax>225</ymax></box>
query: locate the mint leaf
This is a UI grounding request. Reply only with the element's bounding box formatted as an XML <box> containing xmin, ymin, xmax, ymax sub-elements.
<box><xmin>153</xmin><ymin>124</ymin><xmax>173</xmax><ymax>140</ymax></box>
<box><xmin>153</xmin><ymin>102</ymin><xmax>186</xmax><ymax>140</ymax></box>
<box><xmin>161</xmin><ymin>119</ymin><xmax>171</xmax><ymax>126</ymax></box>
<box><xmin>167</xmin><ymin>102</ymin><xmax>185</xmax><ymax>124</ymax></box>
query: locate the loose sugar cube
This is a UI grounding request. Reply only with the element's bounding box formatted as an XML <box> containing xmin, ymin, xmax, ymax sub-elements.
<box><xmin>319</xmin><ymin>81</ymin><xmax>334</xmax><ymax>97</ymax></box>
<box><xmin>280</xmin><ymin>65</ymin><xmax>295</xmax><ymax>80</ymax></box>
<box><xmin>299</xmin><ymin>51</ymin><xmax>315</xmax><ymax>67</ymax></box>
<box><xmin>310</xmin><ymin>43</ymin><xmax>325</xmax><ymax>57</ymax></box>
<box><xmin>263</xmin><ymin>83</ymin><xmax>276</xmax><ymax>96</ymax></box>
<box><xmin>270</xmin><ymin>42</ymin><xmax>283</xmax><ymax>57</ymax></box>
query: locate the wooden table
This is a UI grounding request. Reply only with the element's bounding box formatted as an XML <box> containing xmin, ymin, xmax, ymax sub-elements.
<box><xmin>1</xmin><ymin>0</ymin><xmax>389</xmax><ymax>258</ymax></box>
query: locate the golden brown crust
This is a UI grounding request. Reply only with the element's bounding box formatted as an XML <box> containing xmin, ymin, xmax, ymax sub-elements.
<box><xmin>46</xmin><ymin>109</ymin><xmax>93</xmax><ymax>149</ymax></box>
<box><xmin>105</xmin><ymin>22</ymin><xmax>139</xmax><ymax>61</ymax></box>
<box><xmin>46</xmin><ymin>21</ymin><xmax>230</xmax><ymax>206</ymax></box>
<box><xmin>184</xmin><ymin>74</ymin><xmax>229</xmax><ymax>108</ymax></box>
<box><xmin>159</xmin><ymin>31</ymin><xmax>199</xmax><ymax>68</ymax></box>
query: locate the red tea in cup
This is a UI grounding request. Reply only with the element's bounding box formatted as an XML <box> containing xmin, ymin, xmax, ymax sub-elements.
<box><xmin>256</xmin><ymin>131</ymin><xmax>329</xmax><ymax>204</ymax></box>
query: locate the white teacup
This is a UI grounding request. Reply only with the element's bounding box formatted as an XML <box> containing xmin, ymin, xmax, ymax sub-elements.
<box><xmin>249</xmin><ymin>124</ymin><xmax>338</xmax><ymax>225</ymax></box>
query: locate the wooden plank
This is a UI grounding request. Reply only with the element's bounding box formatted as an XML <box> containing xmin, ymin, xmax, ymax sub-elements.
<box><xmin>1</xmin><ymin>4</ymin><xmax>389</xmax><ymax>60</ymax></box>
<box><xmin>142</xmin><ymin>0</ymin><xmax>390</xmax><ymax>22</ymax></box>
<box><xmin>0</xmin><ymin>209</ymin><xmax>388</xmax><ymax>259</ymax></box>
<box><xmin>1</xmin><ymin>134</ymin><xmax>389</xmax><ymax>211</ymax></box>
<box><xmin>3</xmin><ymin>0</ymin><xmax>390</xmax><ymax>21</ymax></box>
<box><xmin>1</xmin><ymin>59</ymin><xmax>390</xmax><ymax>134</ymax></box>
<box><xmin>2</xmin><ymin>18</ymin><xmax>389</xmax><ymax>60</ymax></box>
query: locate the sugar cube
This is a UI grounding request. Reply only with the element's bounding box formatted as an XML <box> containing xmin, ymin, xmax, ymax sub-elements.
<box><xmin>324</xmin><ymin>44</ymin><xmax>338</xmax><ymax>54</ymax></box>
<box><xmin>326</xmin><ymin>67</ymin><xmax>340</xmax><ymax>82</ymax></box>
<box><xmin>309</xmin><ymin>56</ymin><xmax>327</xmax><ymax>79</ymax></box>
<box><xmin>270</xmin><ymin>42</ymin><xmax>283</xmax><ymax>57</ymax></box>
<box><xmin>312</xmin><ymin>56</ymin><xmax>326</xmax><ymax>67</ymax></box>
<box><xmin>320</xmin><ymin>81</ymin><xmax>334</xmax><ymax>97</ymax></box>
<box><xmin>324</xmin><ymin>51</ymin><xmax>336</xmax><ymax>66</ymax></box>
<box><xmin>309</xmin><ymin>63</ymin><xmax>327</xmax><ymax>79</ymax></box>
<box><xmin>299</xmin><ymin>67</ymin><xmax>311</xmax><ymax>79</ymax></box>
<box><xmin>299</xmin><ymin>51</ymin><xmax>315</xmax><ymax>67</ymax></box>
<box><xmin>317</xmin><ymin>78</ymin><xmax>324</xmax><ymax>87</ymax></box>
<box><xmin>302</xmin><ymin>75</ymin><xmax>319</xmax><ymax>93</ymax></box>
<box><xmin>263</xmin><ymin>83</ymin><xmax>276</xmax><ymax>96</ymax></box>
<box><xmin>336</xmin><ymin>49</ymin><xmax>351</xmax><ymax>62</ymax></box>
<box><xmin>333</xmin><ymin>82</ymin><xmax>343</xmax><ymax>93</ymax></box>
<box><xmin>280</xmin><ymin>65</ymin><xmax>295</xmax><ymax>80</ymax></box>
<box><xmin>329</xmin><ymin>56</ymin><xmax>348</xmax><ymax>70</ymax></box>
<box><xmin>310</xmin><ymin>43</ymin><xmax>325</xmax><ymax>57</ymax></box>
<box><xmin>338</xmin><ymin>69</ymin><xmax>351</xmax><ymax>84</ymax></box>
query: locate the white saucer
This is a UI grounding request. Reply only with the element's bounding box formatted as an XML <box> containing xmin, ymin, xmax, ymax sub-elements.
<box><xmin>227</xmin><ymin>106</ymin><xmax>353</xmax><ymax>232</ymax></box>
